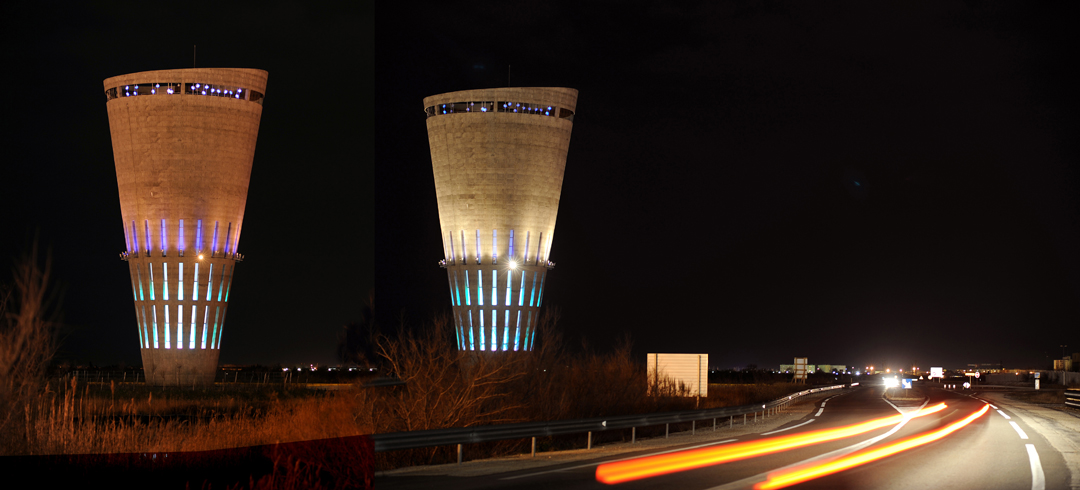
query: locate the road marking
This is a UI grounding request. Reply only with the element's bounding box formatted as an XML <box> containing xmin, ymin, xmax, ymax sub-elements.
<box><xmin>815</xmin><ymin>408</ymin><xmax>824</xmax><ymax>417</ymax></box>
<box><xmin>1009</xmin><ymin>421</ymin><xmax>1029</xmax><ymax>439</ymax></box>
<box><xmin>990</xmin><ymin>404</ymin><xmax>998</xmax><ymax>409</ymax></box>
<box><xmin>1026</xmin><ymin>444</ymin><xmax>1045</xmax><ymax>490</ymax></box>
<box><xmin>501</xmin><ymin>438</ymin><xmax>737</xmax><ymax>479</ymax></box>
<box><xmin>996</xmin><ymin>410</ymin><xmax>1011</xmax><ymax>420</ymax></box>
<box><xmin>762</xmin><ymin>419</ymin><xmax>815</xmax><ymax>435</ymax></box>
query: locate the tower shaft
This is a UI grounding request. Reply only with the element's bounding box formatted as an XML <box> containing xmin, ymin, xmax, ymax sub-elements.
<box><xmin>104</xmin><ymin>68</ymin><xmax>267</xmax><ymax>385</ymax></box>
<box><xmin>424</xmin><ymin>87</ymin><xmax>577</xmax><ymax>352</ymax></box>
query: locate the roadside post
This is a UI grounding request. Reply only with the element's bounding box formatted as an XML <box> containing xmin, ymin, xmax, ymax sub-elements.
<box><xmin>1034</xmin><ymin>371</ymin><xmax>1040</xmax><ymax>390</ymax></box>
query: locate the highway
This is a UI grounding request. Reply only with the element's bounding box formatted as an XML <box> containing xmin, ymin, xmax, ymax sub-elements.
<box><xmin>378</xmin><ymin>384</ymin><xmax>1078</xmax><ymax>489</ymax></box>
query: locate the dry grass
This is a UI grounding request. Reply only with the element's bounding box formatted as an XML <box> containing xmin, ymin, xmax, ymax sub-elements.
<box><xmin>1005</xmin><ymin>390</ymin><xmax>1066</xmax><ymax>405</ymax></box>
<box><xmin>15</xmin><ymin>376</ymin><xmax>370</xmax><ymax>456</ymax></box>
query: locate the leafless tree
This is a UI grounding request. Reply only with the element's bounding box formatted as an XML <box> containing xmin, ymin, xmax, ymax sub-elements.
<box><xmin>0</xmin><ymin>244</ymin><xmax>60</xmax><ymax>452</ymax></box>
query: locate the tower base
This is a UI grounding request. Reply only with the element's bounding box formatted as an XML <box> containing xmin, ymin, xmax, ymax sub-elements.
<box><xmin>140</xmin><ymin>348</ymin><xmax>220</xmax><ymax>386</ymax></box>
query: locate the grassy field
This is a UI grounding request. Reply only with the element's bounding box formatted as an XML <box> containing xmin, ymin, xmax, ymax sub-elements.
<box><xmin>14</xmin><ymin>376</ymin><xmax>368</xmax><ymax>456</ymax></box>
<box><xmin>1004</xmin><ymin>390</ymin><xmax>1066</xmax><ymax>405</ymax></box>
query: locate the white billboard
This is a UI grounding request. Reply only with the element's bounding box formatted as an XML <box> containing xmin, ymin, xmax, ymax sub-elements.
<box><xmin>647</xmin><ymin>353</ymin><xmax>708</xmax><ymax>397</ymax></box>
<box><xmin>794</xmin><ymin>357</ymin><xmax>808</xmax><ymax>382</ymax></box>
<box><xmin>930</xmin><ymin>367</ymin><xmax>944</xmax><ymax>379</ymax></box>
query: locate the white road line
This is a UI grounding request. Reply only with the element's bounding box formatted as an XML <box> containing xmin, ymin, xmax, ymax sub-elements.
<box><xmin>997</xmin><ymin>409</ymin><xmax>1012</xmax><ymax>420</ymax></box>
<box><xmin>1026</xmin><ymin>444</ymin><xmax>1045</xmax><ymax>490</ymax></box>
<box><xmin>500</xmin><ymin>438</ymin><xmax>738</xmax><ymax>479</ymax></box>
<box><xmin>990</xmin><ymin>404</ymin><xmax>998</xmax><ymax>409</ymax></box>
<box><xmin>1009</xmin><ymin>421</ymin><xmax>1029</xmax><ymax>439</ymax></box>
<box><xmin>815</xmin><ymin>407</ymin><xmax>824</xmax><ymax>417</ymax></box>
<box><xmin>762</xmin><ymin>419</ymin><xmax>815</xmax><ymax>435</ymax></box>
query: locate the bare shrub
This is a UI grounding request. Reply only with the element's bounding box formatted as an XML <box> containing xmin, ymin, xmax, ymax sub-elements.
<box><xmin>0</xmin><ymin>245</ymin><xmax>60</xmax><ymax>454</ymax></box>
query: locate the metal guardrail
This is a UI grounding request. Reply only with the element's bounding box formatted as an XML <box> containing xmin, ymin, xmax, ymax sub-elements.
<box><xmin>372</xmin><ymin>383</ymin><xmax>847</xmax><ymax>453</ymax></box>
<box><xmin>1066</xmin><ymin>388</ymin><xmax>1080</xmax><ymax>409</ymax></box>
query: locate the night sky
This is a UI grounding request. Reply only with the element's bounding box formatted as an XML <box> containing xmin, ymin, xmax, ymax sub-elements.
<box><xmin>1</xmin><ymin>2</ymin><xmax>373</xmax><ymax>366</ymax></box>
<box><xmin>377</xmin><ymin>1</ymin><xmax>1080</xmax><ymax>371</ymax></box>
<box><xmin>2</xmin><ymin>2</ymin><xmax>1077</xmax><ymax>372</ymax></box>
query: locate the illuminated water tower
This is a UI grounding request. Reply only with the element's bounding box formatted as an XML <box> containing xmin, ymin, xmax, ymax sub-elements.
<box><xmin>424</xmin><ymin>87</ymin><xmax>577</xmax><ymax>352</ymax></box>
<box><xmin>104</xmin><ymin>68</ymin><xmax>267</xmax><ymax>385</ymax></box>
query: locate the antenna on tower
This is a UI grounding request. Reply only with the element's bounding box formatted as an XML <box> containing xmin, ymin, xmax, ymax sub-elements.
<box><xmin>508</xmin><ymin>65</ymin><xmax>511</xmax><ymax>87</ymax></box>
<box><xmin>193</xmin><ymin>45</ymin><xmax>197</xmax><ymax>68</ymax></box>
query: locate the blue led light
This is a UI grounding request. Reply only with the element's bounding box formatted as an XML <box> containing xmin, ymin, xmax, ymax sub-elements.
<box><xmin>142</xmin><ymin>306</ymin><xmax>150</xmax><ymax>348</ymax></box>
<box><xmin>136</xmin><ymin>264</ymin><xmax>144</xmax><ymax>301</ymax></box>
<box><xmin>212</xmin><ymin>221</ymin><xmax>219</xmax><ymax>254</ymax></box>
<box><xmin>503</xmin><ymin>311</ymin><xmax>510</xmax><ymax>351</ymax></box>
<box><xmin>518</xmin><ymin>272</ymin><xmax>526</xmax><ymax>306</ymax></box>
<box><xmin>454</xmin><ymin>271</ymin><xmax>462</xmax><ymax>306</ymax></box>
<box><xmin>189</xmin><ymin>307</ymin><xmax>197</xmax><ymax>349</ymax></box>
<box><xmin>514</xmin><ymin>311</ymin><xmax>522</xmax><ymax>351</ymax></box>
<box><xmin>478</xmin><ymin>270</ymin><xmax>484</xmax><ymax>306</ymax></box>
<box><xmin>148</xmin><ymin>262</ymin><xmax>156</xmax><ymax>301</ymax></box>
<box><xmin>537</xmin><ymin>271</ymin><xmax>546</xmax><ymax>306</ymax></box>
<box><xmin>529</xmin><ymin>272</ymin><xmax>537</xmax><ymax>307</ymax></box>
<box><xmin>224</xmin><ymin>267</ymin><xmax>233</xmax><ymax>302</ymax></box>
<box><xmin>464</xmin><ymin>270</ymin><xmax>471</xmax><ymax>305</ymax></box>
<box><xmin>215</xmin><ymin>308</ymin><xmax>225</xmax><ymax>349</ymax></box>
<box><xmin>211</xmin><ymin>307</ymin><xmax>220</xmax><ymax>349</ymax></box>
<box><xmin>468</xmin><ymin>311</ymin><xmax>475</xmax><ymax>350</ymax></box>
<box><xmin>201</xmin><ymin>306</ymin><xmax>209</xmax><ymax>349</ymax></box>
<box><xmin>177</xmin><ymin>305</ymin><xmax>183</xmax><ymax>350</ymax></box>
<box><xmin>136</xmin><ymin>308</ymin><xmax>144</xmax><ymax>347</ymax></box>
<box><xmin>505</xmin><ymin>270</ymin><xmax>512</xmax><ymax>306</ymax></box>
<box><xmin>164</xmin><ymin>304</ymin><xmax>171</xmax><ymax>349</ymax></box>
<box><xmin>217</xmin><ymin>264</ymin><xmax>226</xmax><ymax>302</ymax></box>
<box><xmin>205</xmin><ymin>263</ymin><xmax>214</xmax><ymax>301</ymax></box>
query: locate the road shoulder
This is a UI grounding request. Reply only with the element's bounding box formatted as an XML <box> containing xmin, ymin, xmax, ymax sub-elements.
<box><xmin>979</xmin><ymin>391</ymin><xmax>1080</xmax><ymax>490</ymax></box>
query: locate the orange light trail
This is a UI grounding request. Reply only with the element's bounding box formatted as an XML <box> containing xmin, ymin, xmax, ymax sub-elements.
<box><xmin>595</xmin><ymin>403</ymin><xmax>946</xmax><ymax>485</ymax></box>
<box><xmin>754</xmin><ymin>404</ymin><xmax>990</xmax><ymax>490</ymax></box>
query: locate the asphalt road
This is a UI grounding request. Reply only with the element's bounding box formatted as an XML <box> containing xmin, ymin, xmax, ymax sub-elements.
<box><xmin>378</xmin><ymin>384</ymin><xmax>1077</xmax><ymax>489</ymax></box>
